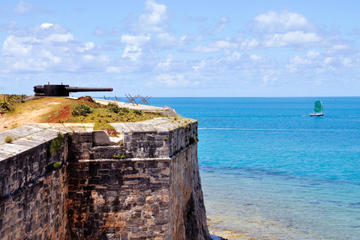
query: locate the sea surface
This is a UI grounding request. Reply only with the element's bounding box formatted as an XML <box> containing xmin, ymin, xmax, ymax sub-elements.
<box><xmin>127</xmin><ymin>97</ymin><xmax>360</xmax><ymax>240</ymax></box>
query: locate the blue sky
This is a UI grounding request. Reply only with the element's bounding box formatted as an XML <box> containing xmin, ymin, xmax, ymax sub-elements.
<box><xmin>0</xmin><ymin>0</ymin><xmax>360</xmax><ymax>97</ymax></box>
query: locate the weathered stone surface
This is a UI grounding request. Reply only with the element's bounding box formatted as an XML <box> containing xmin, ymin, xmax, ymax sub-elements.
<box><xmin>92</xmin><ymin>131</ymin><xmax>113</xmax><ymax>146</ymax></box>
<box><xmin>170</xmin><ymin>144</ymin><xmax>211</xmax><ymax>240</ymax></box>
<box><xmin>67</xmin><ymin>159</ymin><xmax>171</xmax><ymax>239</ymax></box>
<box><xmin>0</xmin><ymin>117</ymin><xmax>210</xmax><ymax>240</ymax></box>
<box><xmin>0</xmin><ymin>127</ymin><xmax>68</xmax><ymax>240</ymax></box>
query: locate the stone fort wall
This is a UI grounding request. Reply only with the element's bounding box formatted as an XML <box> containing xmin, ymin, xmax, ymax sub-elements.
<box><xmin>0</xmin><ymin>126</ymin><xmax>69</xmax><ymax>240</ymax></box>
<box><xmin>0</xmin><ymin>118</ymin><xmax>211</xmax><ymax>240</ymax></box>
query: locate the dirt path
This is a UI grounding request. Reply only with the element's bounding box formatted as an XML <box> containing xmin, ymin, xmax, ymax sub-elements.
<box><xmin>0</xmin><ymin>98</ymin><xmax>64</xmax><ymax>132</ymax></box>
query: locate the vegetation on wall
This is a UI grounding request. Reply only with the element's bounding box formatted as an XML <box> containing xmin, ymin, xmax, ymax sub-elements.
<box><xmin>53</xmin><ymin>161</ymin><xmax>62</xmax><ymax>169</ymax></box>
<box><xmin>50</xmin><ymin>132</ymin><xmax>65</xmax><ymax>156</ymax></box>
<box><xmin>113</xmin><ymin>153</ymin><xmax>126</xmax><ymax>159</ymax></box>
<box><xmin>4</xmin><ymin>136</ymin><xmax>13</xmax><ymax>144</ymax></box>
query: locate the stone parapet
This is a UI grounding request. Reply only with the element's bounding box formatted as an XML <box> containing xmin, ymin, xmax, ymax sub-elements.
<box><xmin>0</xmin><ymin>125</ymin><xmax>68</xmax><ymax>240</ymax></box>
<box><xmin>0</xmin><ymin>117</ymin><xmax>210</xmax><ymax>240</ymax></box>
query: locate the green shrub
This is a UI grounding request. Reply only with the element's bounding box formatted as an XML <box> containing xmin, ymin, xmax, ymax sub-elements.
<box><xmin>0</xmin><ymin>102</ymin><xmax>14</xmax><ymax>112</ymax></box>
<box><xmin>107</xmin><ymin>103</ymin><xmax>121</xmax><ymax>113</ymax></box>
<box><xmin>4</xmin><ymin>136</ymin><xmax>13</xmax><ymax>143</ymax></box>
<box><xmin>113</xmin><ymin>153</ymin><xmax>126</xmax><ymax>159</ymax></box>
<box><xmin>72</xmin><ymin>104</ymin><xmax>93</xmax><ymax>116</ymax></box>
<box><xmin>53</xmin><ymin>161</ymin><xmax>62</xmax><ymax>169</ymax></box>
<box><xmin>120</xmin><ymin>108</ymin><xmax>130</xmax><ymax>113</ymax></box>
<box><xmin>107</xmin><ymin>104</ymin><xmax>131</xmax><ymax>115</ymax></box>
<box><xmin>133</xmin><ymin>110</ymin><xmax>143</xmax><ymax>116</ymax></box>
<box><xmin>50</xmin><ymin>133</ymin><xmax>64</xmax><ymax>156</ymax></box>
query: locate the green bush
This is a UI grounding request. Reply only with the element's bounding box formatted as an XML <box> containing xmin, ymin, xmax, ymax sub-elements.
<box><xmin>72</xmin><ymin>104</ymin><xmax>93</xmax><ymax>116</ymax></box>
<box><xmin>4</xmin><ymin>136</ymin><xmax>13</xmax><ymax>143</ymax></box>
<box><xmin>50</xmin><ymin>133</ymin><xmax>64</xmax><ymax>156</ymax></box>
<box><xmin>0</xmin><ymin>102</ymin><xmax>14</xmax><ymax>112</ymax></box>
<box><xmin>107</xmin><ymin>103</ymin><xmax>121</xmax><ymax>113</ymax></box>
<box><xmin>120</xmin><ymin>108</ymin><xmax>130</xmax><ymax>113</ymax></box>
<box><xmin>133</xmin><ymin>110</ymin><xmax>143</xmax><ymax>116</ymax></box>
<box><xmin>53</xmin><ymin>161</ymin><xmax>62</xmax><ymax>169</ymax></box>
<box><xmin>107</xmin><ymin>104</ymin><xmax>131</xmax><ymax>115</ymax></box>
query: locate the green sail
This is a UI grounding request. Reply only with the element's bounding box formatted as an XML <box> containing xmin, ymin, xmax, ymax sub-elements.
<box><xmin>314</xmin><ymin>100</ymin><xmax>323</xmax><ymax>113</ymax></box>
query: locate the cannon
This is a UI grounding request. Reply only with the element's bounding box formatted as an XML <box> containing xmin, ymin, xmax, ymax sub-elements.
<box><xmin>34</xmin><ymin>84</ymin><xmax>113</xmax><ymax>96</ymax></box>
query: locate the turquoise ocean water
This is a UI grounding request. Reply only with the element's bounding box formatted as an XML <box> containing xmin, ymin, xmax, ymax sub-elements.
<box><xmin>130</xmin><ymin>97</ymin><xmax>360</xmax><ymax>239</ymax></box>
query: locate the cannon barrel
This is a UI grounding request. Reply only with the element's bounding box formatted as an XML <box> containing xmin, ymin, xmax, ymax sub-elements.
<box><xmin>34</xmin><ymin>84</ymin><xmax>113</xmax><ymax>96</ymax></box>
<box><xmin>65</xmin><ymin>87</ymin><xmax>113</xmax><ymax>92</ymax></box>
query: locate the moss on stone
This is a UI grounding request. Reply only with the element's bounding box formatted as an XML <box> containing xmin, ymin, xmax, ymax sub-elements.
<box><xmin>53</xmin><ymin>161</ymin><xmax>62</xmax><ymax>169</ymax></box>
<box><xmin>50</xmin><ymin>132</ymin><xmax>64</xmax><ymax>156</ymax></box>
<box><xmin>4</xmin><ymin>136</ymin><xmax>13</xmax><ymax>144</ymax></box>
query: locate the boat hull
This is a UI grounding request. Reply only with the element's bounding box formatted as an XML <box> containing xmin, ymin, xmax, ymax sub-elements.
<box><xmin>309</xmin><ymin>113</ymin><xmax>324</xmax><ymax>117</ymax></box>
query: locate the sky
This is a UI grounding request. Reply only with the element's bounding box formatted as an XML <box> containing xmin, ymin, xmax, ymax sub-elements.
<box><xmin>0</xmin><ymin>0</ymin><xmax>360</xmax><ymax>97</ymax></box>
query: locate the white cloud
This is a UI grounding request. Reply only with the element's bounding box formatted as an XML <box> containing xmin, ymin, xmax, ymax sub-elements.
<box><xmin>287</xmin><ymin>55</ymin><xmax>312</xmax><ymax>72</ymax></box>
<box><xmin>44</xmin><ymin>33</ymin><xmax>74</xmax><ymax>42</ymax></box>
<box><xmin>156</xmin><ymin>73</ymin><xmax>183</xmax><ymax>87</ymax></box>
<box><xmin>262</xmin><ymin>71</ymin><xmax>278</xmax><ymax>84</ymax></box>
<box><xmin>286</xmin><ymin>50</ymin><xmax>351</xmax><ymax>74</ymax></box>
<box><xmin>264</xmin><ymin>31</ymin><xmax>321</xmax><ymax>47</ymax></box>
<box><xmin>214</xmin><ymin>40</ymin><xmax>237</xmax><ymax>49</ymax></box>
<box><xmin>193</xmin><ymin>45</ymin><xmax>218</xmax><ymax>53</ymax></box>
<box><xmin>40</xmin><ymin>23</ymin><xmax>53</xmax><ymax>29</ymax></box>
<box><xmin>157</xmin><ymin>55</ymin><xmax>173</xmax><ymax>70</ymax></box>
<box><xmin>193</xmin><ymin>36</ymin><xmax>260</xmax><ymax>53</ymax></box>
<box><xmin>14</xmin><ymin>1</ymin><xmax>33</xmax><ymax>14</ymax></box>
<box><xmin>155</xmin><ymin>32</ymin><xmax>178</xmax><ymax>47</ymax></box>
<box><xmin>120</xmin><ymin>34</ymin><xmax>150</xmax><ymax>61</ymax></box>
<box><xmin>106</xmin><ymin>66</ymin><xmax>120</xmax><ymax>73</ymax></box>
<box><xmin>121</xmin><ymin>34</ymin><xmax>150</xmax><ymax>45</ymax></box>
<box><xmin>138</xmin><ymin>0</ymin><xmax>167</xmax><ymax>33</ymax></box>
<box><xmin>227</xmin><ymin>51</ymin><xmax>242</xmax><ymax>61</ymax></box>
<box><xmin>250</xmin><ymin>54</ymin><xmax>261</xmax><ymax>61</ymax></box>
<box><xmin>193</xmin><ymin>31</ymin><xmax>322</xmax><ymax>53</ymax></box>
<box><xmin>0</xmin><ymin>23</ymin><xmax>108</xmax><ymax>73</ymax></box>
<box><xmin>323</xmin><ymin>57</ymin><xmax>333</xmax><ymax>65</ymax></box>
<box><xmin>342</xmin><ymin>57</ymin><xmax>352</xmax><ymax>67</ymax></box>
<box><xmin>331</xmin><ymin>44</ymin><xmax>349</xmax><ymax>51</ymax></box>
<box><xmin>78</xmin><ymin>42</ymin><xmax>95</xmax><ymax>52</ymax></box>
<box><xmin>2</xmin><ymin>35</ymin><xmax>35</xmax><ymax>56</ymax></box>
<box><xmin>306</xmin><ymin>50</ymin><xmax>320</xmax><ymax>58</ymax></box>
<box><xmin>122</xmin><ymin>45</ymin><xmax>143</xmax><ymax>61</ymax></box>
<box><xmin>253</xmin><ymin>10</ymin><xmax>313</xmax><ymax>33</ymax></box>
<box><xmin>252</xmin><ymin>11</ymin><xmax>326</xmax><ymax>49</ymax></box>
<box><xmin>194</xmin><ymin>39</ymin><xmax>237</xmax><ymax>53</ymax></box>
<box><xmin>239</xmin><ymin>38</ymin><xmax>259</xmax><ymax>49</ymax></box>
<box><xmin>215</xmin><ymin>17</ymin><xmax>229</xmax><ymax>33</ymax></box>
<box><xmin>154</xmin><ymin>73</ymin><xmax>199</xmax><ymax>87</ymax></box>
<box><xmin>192</xmin><ymin>60</ymin><xmax>206</xmax><ymax>71</ymax></box>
